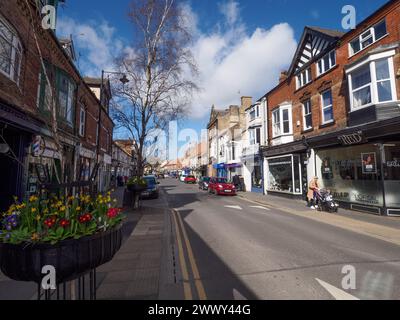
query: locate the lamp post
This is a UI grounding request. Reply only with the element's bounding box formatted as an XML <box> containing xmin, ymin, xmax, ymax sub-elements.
<box><xmin>96</xmin><ymin>70</ymin><xmax>129</xmax><ymax>192</ymax></box>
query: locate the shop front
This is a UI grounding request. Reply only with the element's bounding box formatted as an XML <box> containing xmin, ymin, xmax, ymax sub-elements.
<box><xmin>213</xmin><ymin>163</ymin><xmax>227</xmax><ymax>178</ymax></box>
<box><xmin>315</xmin><ymin>141</ymin><xmax>400</xmax><ymax>216</ymax></box>
<box><xmin>309</xmin><ymin>119</ymin><xmax>400</xmax><ymax>216</ymax></box>
<box><xmin>226</xmin><ymin>163</ymin><xmax>242</xmax><ymax>181</ymax></box>
<box><xmin>262</xmin><ymin>141</ymin><xmax>308</xmax><ymax>199</ymax></box>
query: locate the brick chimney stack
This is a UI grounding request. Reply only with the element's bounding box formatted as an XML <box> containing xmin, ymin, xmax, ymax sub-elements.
<box><xmin>279</xmin><ymin>70</ymin><xmax>288</xmax><ymax>83</ymax></box>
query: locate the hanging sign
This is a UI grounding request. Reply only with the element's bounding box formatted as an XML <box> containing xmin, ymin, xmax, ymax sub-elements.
<box><xmin>338</xmin><ymin>131</ymin><xmax>366</xmax><ymax>146</ymax></box>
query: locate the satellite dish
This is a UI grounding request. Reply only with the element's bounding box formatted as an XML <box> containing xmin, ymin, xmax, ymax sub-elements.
<box><xmin>0</xmin><ymin>143</ymin><xmax>10</xmax><ymax>154</ymax></box>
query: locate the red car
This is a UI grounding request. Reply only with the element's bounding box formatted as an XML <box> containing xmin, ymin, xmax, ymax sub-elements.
<box><xmin>208</xmin><ymin>177</ymin><xmax>237</xmax><ymax>196</ymax></box>
<box><xmin>184</xmin><ymin>175</ymin><xmax>197</xmax><ymax>184</ymax></box>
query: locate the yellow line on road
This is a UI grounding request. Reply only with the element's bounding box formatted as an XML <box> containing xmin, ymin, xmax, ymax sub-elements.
<box><xmin>172</xmin><ymin>211</ymin><xmax>193</xmax><ymax>300</ymax></box>
<box><xmin>174</xmin><ymin>209</ymin><xmax>208</xmax><ymax>300</ymax></box>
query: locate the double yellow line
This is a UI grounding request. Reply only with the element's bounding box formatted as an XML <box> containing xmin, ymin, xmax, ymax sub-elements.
<box><xmin>172</xmin><ymin>209</ymin><xmax>207</xmax><ymax>300</ymax></box>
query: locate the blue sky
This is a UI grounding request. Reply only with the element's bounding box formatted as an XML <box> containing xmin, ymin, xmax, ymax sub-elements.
<box><xmin>56</xmin><ymin>0</ymin><xmax>388</xmax><ymax>145</ymax></box>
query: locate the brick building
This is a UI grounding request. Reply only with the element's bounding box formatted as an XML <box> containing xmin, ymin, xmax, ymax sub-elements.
<box><xmin>262</xmin><ymin>0</ymin><xmax>400</xmax><ymax>216</ymax></box>
<box><xmin>0</xmin><ymin>0</ymin><xmax>113</xmax><ymax>211</ymax></box>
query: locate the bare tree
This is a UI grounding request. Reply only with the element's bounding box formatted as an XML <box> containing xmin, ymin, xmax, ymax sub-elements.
<box><xmin>111</xmin><ymin>0</ymin><xmax>198</xmax><ymax>177</ymax></box>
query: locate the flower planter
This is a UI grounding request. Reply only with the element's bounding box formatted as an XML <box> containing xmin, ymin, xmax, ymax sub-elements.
<box><xmin>0</xmin><ymin>225</ymin><xmax>122</xmax><ymax>284</ymax></box>
<box><xmin>127</xmin><ymin>184</ymin><xmax>147</xmax><ymax>193</ymax></box>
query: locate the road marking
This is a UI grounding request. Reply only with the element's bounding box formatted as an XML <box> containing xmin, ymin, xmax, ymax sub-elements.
<box><xmin>316</xmin><ymin>278</ymin><xmax>360</xmax><ymax>300</ymax></box>
<box><xmin>250</xmin><ymin>206</ymin><xmax>271</xmax><ymax>211</ymax></box>
<box><xmin>172</xmin><ymin>211</ymin><xmax>193</xmax><ymax>300</ymax></box>
<box><xmin>233</xmin><ymin>288</ymin><xmax>248</xmax><ymax>300</ymax></box>
<box><xmin>174</xmin><ymin>209</ymin><xmax>208</xmax><ymax>300</ymax></box>
<box><xmin>224</xmin><ymin>205</ymin><xmax>243</xmax><ymax>210</ymax></box>
<box><xmin>237</xmin><ymin>196</ymin><xmax>273</xmax><ymax>209</ymax></box>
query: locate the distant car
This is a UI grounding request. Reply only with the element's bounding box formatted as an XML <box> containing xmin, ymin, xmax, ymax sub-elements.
<box><xmin>141</xmin><ymin>175</ymin><xmax>160</xmax><ymax>199</ymax></box>
<box><xmin>179</xmin><ymin>174</ymin><xmax>187</xmax><ymax>182</ymax></box>
<box><xmin>184</xmin><ymin>175</ymin><xmax>197</xmax><ymax>184</ymax></box>
<box><xmin>208</xmin><ymin>177</ymin><xmax>237</xmax><ymax>196</ymax></box>
<box><xmin>198</xmin><ymin>177</ymin><xmax>211</xmax><ymax>190</ymax></box>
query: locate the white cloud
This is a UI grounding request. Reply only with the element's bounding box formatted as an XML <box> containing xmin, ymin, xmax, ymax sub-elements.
<box><xmin>185</xmin><ymin>1</ymin><xmax>298</xmax><ymax>119</ymax></box>
<box><xmin>57</xmin><ymin>17</ymin><xmax>132</xmax><ymax>77</ymax></box>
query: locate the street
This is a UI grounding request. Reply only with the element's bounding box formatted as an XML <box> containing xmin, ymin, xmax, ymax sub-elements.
<box><xmin>155</xmin><ymin>178</ymin><xmax>400</xmax><ymax>300</ymax></box>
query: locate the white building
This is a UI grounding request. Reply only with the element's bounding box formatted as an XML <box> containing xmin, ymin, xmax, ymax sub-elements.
<box><xmin>241</xmin><ymin>97</ymin><xmax>268</xmax><ymax>193</ymax></box>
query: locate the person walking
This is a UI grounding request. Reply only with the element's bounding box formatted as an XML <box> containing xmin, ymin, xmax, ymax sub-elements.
<box><xmin>307</xmin><ymin>176</ymin><xmax>320</xmax><ymax>210</ymax></box>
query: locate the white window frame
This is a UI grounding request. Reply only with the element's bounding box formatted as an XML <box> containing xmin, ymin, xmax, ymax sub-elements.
<box><xmin>349</xmin><ymin>19</ymin><xmax>387</xmax><ymax>57</ymax></box>
<box><xmin>296</xmin><ymin>67</ymin><xmax>312</xmax><ymax>89</ymax></box>
<box><xmin>79</xmin><ymin>106</ymin><xmax>86</xmax><ymax>137</ymax></box>
<box><xmin>272</xmin><ymin>104</ymin><xmax>293</xmax><ymax>138</ymax></box>
<box><xmin>317</xmin><ymin>50</ymin><xmax>336</xmax><ymax>76</ymax></box>
<box><xmin>0</xmin><ymin>15</ymin><xmax>23</xmax><ymax>84</ymax></box>
<box><xmin>320</xmin><ymin>89</ymin><xmax>334</xmax><ymax>125</ymax></box>
<box><xmin>347</xmin><ymin>50</ymin><xmax>397</xmax><ymax>111</ymax></box>
<box><xmin>302</xmin><ymin>99</ymin><xmax>312</xmax><ymax>130</ymax></box>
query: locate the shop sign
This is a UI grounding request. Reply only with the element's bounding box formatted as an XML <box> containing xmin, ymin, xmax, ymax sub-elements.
<box><xmin>353</xmin><ymin>193</ymin><xmax>379</xmax><ymax>205</ymax></box>
<box><xmin>338</xmin><ymin>131</ymin><xmax>366</xmax><ymax>146</ymax></box>
<box><xmin>387</xmin><ymin>160</ymin><xmax>400</xmax><ymax>168</ymax></box>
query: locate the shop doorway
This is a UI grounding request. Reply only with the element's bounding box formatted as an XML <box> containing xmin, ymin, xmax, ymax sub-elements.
<box><xmin>0</xmin><ymin>128</ymin><xmax>28</xmax><ymax>212</ymax></box>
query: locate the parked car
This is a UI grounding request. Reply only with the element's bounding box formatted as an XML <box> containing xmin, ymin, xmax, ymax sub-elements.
<box><xmin>179</xmin><ymin>174</ymin><xmax>188</xmax><ymax>182</ymax></box>
<box><xmin>141</xmin><ymin>175</ymin><xmax>160</xmax><ymax>199</ymax></box>
<box><xmin>184</xmin><ymin>175</ymin><xmax>197</xmax><ymax>184</ymax></box>
<box><xmin>198</xmin><ymin>177</ymin><xmax>211</xmax><ymax>190</ymax></box>
<box><xmin>208</xmin><ymin>177</ymin><xmax>237</xmax><ymax>196</ymax></box>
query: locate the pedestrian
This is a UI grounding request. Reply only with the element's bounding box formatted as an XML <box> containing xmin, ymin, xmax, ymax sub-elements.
<box><xmin>307</xmin><ymin>176</ymin><xmax>320</xmax><ymax>210</ymax></box>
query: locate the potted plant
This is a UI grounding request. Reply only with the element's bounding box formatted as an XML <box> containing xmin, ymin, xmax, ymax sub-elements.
<box><xmin>0</xmin><ymin>192</ymin><xmax>125</xmax><ymax>284</ymax></box>
<box><xmin>126</xmin><ymin>176</ymin><xmax>147</xmax><ymax>192</ymax></box>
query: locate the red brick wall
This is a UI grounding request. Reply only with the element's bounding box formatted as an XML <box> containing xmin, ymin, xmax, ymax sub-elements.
<box><xmin>266</xmin><ymin>0</ymin><xmax>400</xmax><ymax>145</ymax></box>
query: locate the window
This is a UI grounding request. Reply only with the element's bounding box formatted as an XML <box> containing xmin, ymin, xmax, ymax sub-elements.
<box><xmin>58</xmin><ymin>72</ymin><xmax>75</xmax><ymax>124</ymax></box>
<box><xmin>0</xmin><ymin>15</ymin><xmax>22</xmax><ymax>83</ymax></box>
<box><xmin>296</xmin><ymin>67</ymin><xmax>312</xmax><ymax>89</ymax></box>
<box><xmin>350</xmin><ymin>20</ymin><xmax>387</xmax><ymax>56</ymax></box>
<box><xmin>37</xmin><ymin>64</ymin><xmax>53</xmax><ymax>111</ymax></box>
<box><xmin>272</xmin><ymin>109</ymin><xmax>281</xmax><ymax>137</ymax></box>
<box><xmin>249</xmin><ymin>108</ymin><xmax>256</xmax><ymax>121</ymax></box>
<box><xmin>272</xmin><ymin>105</ymin><xmax>292</xmax><ymax>138</ymax></box>
<box><xmin>321</xmin><ymin>90</ymin><xmax>334</xmax><ymax>124</ymax></box>
<box><xmin>348</xmin><ymin>54</ymin><xmax>397</xmax><ymax>110</ymax></box>
<box><xmin>79</xmin><ymin>107</ymin><xmax>86</xmax><ymax>137</ymax></box>
<box><xmin>317</xmin><ymin>50</ymin><xmax>336</xmax><ymax>75</ymax></box>
<box><xmin>256</xmin><ymin>127</ymin><xmax>261</xmax><ymax>144</ymax></box>
<box><xmin>303</xmin><ymin>99</ymin><xmax>312</xmax><ymax>130</ymax></box>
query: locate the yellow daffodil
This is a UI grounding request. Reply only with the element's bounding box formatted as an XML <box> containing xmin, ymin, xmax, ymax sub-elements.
<box><xmin>31</xmin><ymin>233</ymin><xmax>40</xmax><ymax>241</ymax></box>
<box><xmin>60</xmin><ymin>206</ymin><xmax>66</xmax><ymax>212</ymax></box>
<box><xmin>29</xmin><ymin>195</ymin><xmax>38</xmax><ymax>202</ymax></box>
<box><xmin>31</xmin><ymin>208</ymin><xmax>37</xmax><ymax>213</ymax></box>
<box><xmin>76</xmin><ymin>206</ymin><xmax>81</xmax><ymax>211</ymax></box>
<box><xmin>36</xmin><ymin>215</ymin><xmax>41</xmax><ymax>221</ymax></box>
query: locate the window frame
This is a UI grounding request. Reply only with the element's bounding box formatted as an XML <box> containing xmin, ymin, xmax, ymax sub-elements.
<box><xmin>272</xmin><ymin>105</ymin><xmax>293</xmax><ymax>138</ymax></box>
<box><xmin>296</xmin><ymin>67</ymin><xmax>312</xmax><ymax>89</ymax></box>
<box><xmin>320</xmin><ymin>89</ymin><xmax>334</xmax><ymax>125</ymax></box>
<box><xmin>0</xmin><ymin>15</ymin><xmax>23</xmax><ymax>84</ymax></box>
<box><xmin>347</xmin><ymin>50</ymin><xmax>397</xmax><ymax>111</ymax></box>
<box><xmin>79</xmin><ymin>106</ymin><xmax>86</xmax><ymax>137</ymax></box>
<box><xmin>349</xmin><ymin>19</ymin><xmax>388</xmax><ymax>57</ymax></box>
<box><xmin>317</xmin><ymin>50</ymin><xmax>336</xmax><ymax>76</ymax></box>
<box><xmin>302</xmin><ymin>99</ymin><xmax>313</xmax><ymax>131</ymax></box>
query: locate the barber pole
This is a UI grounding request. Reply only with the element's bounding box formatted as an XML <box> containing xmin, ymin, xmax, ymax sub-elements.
<box><xmin>32</xmin><ymin>135</ymin><xmax>44</xmax><ymax>157</ymax></box>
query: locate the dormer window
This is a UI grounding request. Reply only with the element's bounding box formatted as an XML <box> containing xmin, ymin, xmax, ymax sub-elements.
<box><xmin>349</xmin><ymin>20</ymin><xmax>387</xmax><ymax>56</ymax></box>
<box><xmin>296</xmin><ymin>67</ymin><xmax>312</xmax><ymax>89</ymax></box>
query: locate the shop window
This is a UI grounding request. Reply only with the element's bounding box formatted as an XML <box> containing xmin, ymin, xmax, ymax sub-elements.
<box><xmin>316</xmin><ymin>145</ymin><xmax>384</xmax><ymax>207</ymax></box>
<box><xmin>348</xmin><ymin>54</ymin><xmax>397</xmax><ymax>111</ymax></box>
<box><xmin>267</xmin><ymin>155</ymin><xmax>302</xmax><ymax>194</ymax></box>
<box><xmin>58</xmin><ymin>72</ymin><xmax>75</xmax><ymax>124</ymax></box>
<box><xmin>349</xmin><ymin>20</ymin><xmax>387</xmax><ymax>56</ymax></box>
<box><xmin>0</xmin><ymin>15</ymin><xmax>22</xmax><ymax>84</ymax></box>
<box><xmin>252</xmin><ymin>162</ymin><xmax>262</xmax><ymax>189</ymax></box>
<box><xmin>383</xmin><ymin>143</ymin><xmax>400</xmax><ymax>208</ymax></box>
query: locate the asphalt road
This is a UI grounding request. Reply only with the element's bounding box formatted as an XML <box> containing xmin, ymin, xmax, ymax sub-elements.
<box><xmin>154</xmin><ymin>178</ymin><xmax>400</xmax><ymax>300</ymax></box>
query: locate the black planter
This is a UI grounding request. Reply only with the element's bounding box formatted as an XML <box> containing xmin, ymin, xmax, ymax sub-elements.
<box><xmin>127</xmin><ymin>184</ymin><xmax>147</xmax><ymax>193</ymax></box>
<box><xmin>0</xmin><ymin>225</ymin><xmax>122</xmax><ymax>284</ymax></box>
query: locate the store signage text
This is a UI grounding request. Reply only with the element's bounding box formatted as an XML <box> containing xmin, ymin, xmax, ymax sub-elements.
<box><xmin>338</xmin><ymin>131</ymin><xmax>365</xmax><ymax>146</ymax></box>
<box><xmin>353</xmin><ymin>193</ymin><xmax>379</xmax><ymax>205</ymax></box>
<box><xmin>387</xmin><ymin>160</ymin><xmax>400</xmax><ymax>168</ymax></box>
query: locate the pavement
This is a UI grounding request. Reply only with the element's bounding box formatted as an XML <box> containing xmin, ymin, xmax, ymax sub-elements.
<box><xmin>1</xmin><ymin>181</ymin><xmax>400</xmax><ymax>300</ymax></box>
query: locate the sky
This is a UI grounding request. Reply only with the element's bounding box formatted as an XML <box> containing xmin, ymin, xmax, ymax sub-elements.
<box><xmin>56</xmin><ymin>0</ymin><xmax>389</xmax><ymax>145</ymax></box>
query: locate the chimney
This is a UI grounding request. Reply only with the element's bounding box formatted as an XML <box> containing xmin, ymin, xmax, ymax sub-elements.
<box><xmin>241</xmin><ymin>96</ymin><xmax>252</xmax><ymax>110</ymax></box>
<box><xmin>279</xmin><ymin>70</ymin><xmax>288</xmax><ymax>83</ymax></box>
